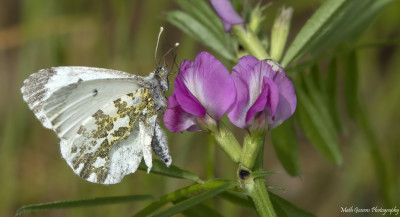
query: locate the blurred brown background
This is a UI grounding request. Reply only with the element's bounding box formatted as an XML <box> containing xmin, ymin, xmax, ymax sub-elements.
<box><xmin>0</xmin><ymin>0</ymin><xmax>399</xmax><ymax>216</ymax></box>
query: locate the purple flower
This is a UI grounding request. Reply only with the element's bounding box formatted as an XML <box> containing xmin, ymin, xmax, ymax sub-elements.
<box><xmin>228</xmin><ymin>56</ymin><xmax>297</xmax><ymax>129</ymax></box>
<box><xmin>210</xmin><ymin>0</ymin><xmax>245</xmax><ymax>32</ymax></box>
<box><xmin>164</xmin><ymin>51</ymin><xmax>236</xmax><ymax>132</ymax></box>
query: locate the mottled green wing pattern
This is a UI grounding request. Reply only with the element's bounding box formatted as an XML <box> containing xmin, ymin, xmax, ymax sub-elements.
<box><xmin>60</xmin><ymin>88</ymin><xmax>158</xmax><ymax>184</ymax></box>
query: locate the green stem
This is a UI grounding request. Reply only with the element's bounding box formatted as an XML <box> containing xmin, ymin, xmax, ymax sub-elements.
<box><xmin>241</xmin><ymin>130</ymin><xmax>265</xmax><ymax>169</ymax></box>
<box><xmin>232</xmin><ymin>25</ymin><xmax>269</xmax><ymax>60</ymax></box>
<box><xmin>212</xmin><ymin>123</ymin><xmax>241</xmax><ymax>163</ymax></box>
<box><xmin>245</xmin><ymin>176</ymin><xmax>276</xmax><ymax>217</ymax></box>
<box><xmin>239</xmin><ymin>130</ymin><xmax>277</xmax><ymax>217</ymax></box>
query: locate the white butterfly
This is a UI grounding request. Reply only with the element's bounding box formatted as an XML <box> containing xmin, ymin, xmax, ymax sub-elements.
<box><xmin>21</xmin><ymin>28</ymin><xmax>176</xmax><ymax>184</ymax></box>
<box><xmin>21</xmin><ymin>66</ymin><xmax>173</xmax><ymax>184</ymax></box>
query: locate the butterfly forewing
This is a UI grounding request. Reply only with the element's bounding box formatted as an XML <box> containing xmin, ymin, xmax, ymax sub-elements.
<box><xmin>21</xmin><ymin>67</ymin><xmax>146</xmax><ymax>131</ymax></box>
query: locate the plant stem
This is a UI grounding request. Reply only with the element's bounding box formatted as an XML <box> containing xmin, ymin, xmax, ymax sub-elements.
<box><xmin>244</xmin><ymin>176</ymin><xmax>276</xmax><ymax>217</ymax></box>
<box><xmin>239</xmin><ymin>130</ymin><xmax>277</xmax><ymax>217</ymax></box>
<box><xmin>212</xmin><ymin>123</ymin><xmax>242</xmax><ymax>163</ymax></box>
<box><xmin>241</xmin><ymin>130</ymin><xmax>265</xmax><ymax>169</ymax></box>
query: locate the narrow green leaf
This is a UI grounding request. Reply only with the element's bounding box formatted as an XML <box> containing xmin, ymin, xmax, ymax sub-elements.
<box><xmin>166</xmin><ymin>11</ymin><xmax>235</xmax><ymax>61</ymax></box>
<box><xmin>252</xmin><ymin>171</ymin><xmax>276</xmax><ymax>179</ymax></box>
<box><xmin>189</xmin><ymin>0</ymin><xmax>222</xmax><ymax>28</ymax></box>
<box><xmin>134</xmin><ymin>200</ymin><xmax>165</xmax><ymax>217</ymax></box>
<box><xmin>343</xmin><ymin>50</ymin><xmax>359</xmax><ymax>119</ymax></box>
<box><xmin>316</xmin><ymin>0</ymin><xmax>395</xmax><ymax>48</ymax></box>
<box><xmin>134</xmin><ymin>180</ymin><xmax>231</xmax><ymax>217</ymax></box>
<box><xmin>281</xmin><ymin>0</ymin><xmax>348</xmax><ymax>66</ymax></box>
<box><xmin>357</xmin><ymin>109</ymin><xmax>393</xmax><ymax>206</ymax></box>
<box><xmin>286</xmin><ymin>40</ymin><xmax>400</xmax><ymax>75</ymax></box>
<box><xmin>219</xmin><ymin>191</ymin><xmax>255</xmax><ymax>210</ymax></box>
<box><xmin>325</xmin><ymin>58</ymin><xmax>343</xmax><ymax>132</ymax></box>
<box><xmin>173</xmin><ymin>197</ymin><xmax>224</xmax><ymax>217</ymax></box>
<box><xmin>282</xmin><ymin>0</ymin><xmax>394</xmax><ymax>67</ymax></box>
<box><xmin>302</xmin><ymin>68</ymin><xmax>338</xmax><ymax>136</ymax></box>
<box><xmin>182</xmin><ymin>204</ymin><xmax>224</xmax><ymax>217</ymax></box>
<box><xmin>267</xmin><ymin>186</ymin><xmax>285</xmax><ymax>191</ymax></box>
<box><xmin>271</xmin><ymin>117</ymin><xmax>301</xmax><ymax>176</ymax></box>
<box><xmin>176</xmin><ymin>0</ymin><xmax>224</xmax><ymax>42</ymax></box>
<box><xmin>152</xmin><ymin>182</ymin><xmax>234</xmax><ymax>217</ymax></box>
<box><xmin>220</xmin><ymin>190</ymin><xmax>315</xmax><ymax>217</ymax></box>
<box><xmin>17</xmin><ymin>195</ymin><xmax>153</xmax><ymax>216</ymax></box>
<box><xmin>269</xmin><ymin>192</ymin><xmax>316</xmax><ymax>217</ymax></box>
<box><xmin>296</xmin><ymin>83</ymin><xmax>342</xmax><ymax>165</ymax></box>
<box><xmin>309</xmin><ymin>64</ymin><xmax>322</xmax><ymax>91</ymax></box>
<box><xmin>138</xmin><ymin>159</ymin><xmax>201</xmax><ymax>182</ymax></box>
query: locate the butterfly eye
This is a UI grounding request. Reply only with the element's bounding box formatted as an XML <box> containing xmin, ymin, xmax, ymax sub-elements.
<box><xmin>156</xmin><ymin>66</ymin><xmax>169</xmax><ymax>78</ymax></box>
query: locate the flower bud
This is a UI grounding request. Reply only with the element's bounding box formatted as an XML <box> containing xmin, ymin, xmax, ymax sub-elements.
<box><xmin>249</xmin><ymin>3</ymin><xmax>267</xmax><ymax>34</ymax></box>
<box><xmin>270</xmin><ymin>7</ymin><xmax>293</xmax><ymax>61</ymax></box>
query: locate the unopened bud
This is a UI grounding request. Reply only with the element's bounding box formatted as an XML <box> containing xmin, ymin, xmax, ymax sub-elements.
<box><xmin>270</xmin><ymin>6</ymin><xmax>293</xmax><ymax>61</ymax></box>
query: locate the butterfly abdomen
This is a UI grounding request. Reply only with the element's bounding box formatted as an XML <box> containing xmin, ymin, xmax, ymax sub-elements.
<box><xmin>151</xmin><ymin>123</ymin><xmax>172</xmax><ymax>167</ymax></box>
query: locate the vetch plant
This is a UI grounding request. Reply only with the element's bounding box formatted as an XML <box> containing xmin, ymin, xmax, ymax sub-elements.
<box><xmin>164</xmin><ymin>51</ymin><xmax>297</xmax><ymax>217</ymax></box>
<box><xmin>164</xmin><ymin>0</ymin><xmax>397</xmax><ymax>215</ymax></box>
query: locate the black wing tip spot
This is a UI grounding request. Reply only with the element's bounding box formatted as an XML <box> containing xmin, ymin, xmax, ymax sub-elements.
<box><xmin>93</xmin><ymin>89</ymin><xmax>98</xmax><ymax>96</ymax></box>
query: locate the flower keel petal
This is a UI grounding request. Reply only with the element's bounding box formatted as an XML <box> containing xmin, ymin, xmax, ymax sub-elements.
<box><xmin>164</xmin><ymin>94</ymin><xmax>199</xmax><ymax>133</ymax></box>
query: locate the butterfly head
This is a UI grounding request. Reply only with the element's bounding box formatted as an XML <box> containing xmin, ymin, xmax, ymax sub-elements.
<box><xmin>155</xmin><ymin>65</ymin><xmax>169</xmax><ymax>92</ymax></box>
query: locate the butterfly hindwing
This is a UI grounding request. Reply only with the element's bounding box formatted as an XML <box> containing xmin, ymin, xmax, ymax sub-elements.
<box><xmin>60</xmin><ymin>89</ymin><xmax>159</xmax><ymax>184</ymax></box>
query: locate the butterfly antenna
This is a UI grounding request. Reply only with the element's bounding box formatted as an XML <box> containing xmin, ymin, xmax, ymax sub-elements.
<box><xmin>168</xmin><ymin>52</ymin><xmax>179</xmax><ymax>76</ymax></box>
<box><xmin>162</xmin><ymin>42</ymin><xmax>179</xmax><ymax>62</ymax></box>
<box><xmin>155</xmin><ymin>27</ymin><xmax>164</xmax><ymax>61</ymax></box>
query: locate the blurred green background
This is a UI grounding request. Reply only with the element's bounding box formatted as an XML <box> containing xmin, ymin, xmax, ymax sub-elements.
<box><xmin>0</xmin><ymin>0</ymin><xmax>399</xmax><ymax>216</ymax></box>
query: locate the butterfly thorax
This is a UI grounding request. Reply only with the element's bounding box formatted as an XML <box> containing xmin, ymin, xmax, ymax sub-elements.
<box><xmin>154</xmin><ymin>66</ymin><xmax>169</xmax><ymax>92</ymax></box>
<box><xmin>149</xmin><ymin>66</ymin><xmax>169</xmax><ymax>112</ymax></box>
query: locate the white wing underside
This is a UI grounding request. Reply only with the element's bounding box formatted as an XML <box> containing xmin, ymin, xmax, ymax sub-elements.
<box><xmin>21</xmin><ymin>66</ymin><xmax>149</xmax><ymax>138</ymax></box>
<box><xmin>21</xmin><ymin>66</ymin><xmax>157</xmax><ymax>184</ymax></box>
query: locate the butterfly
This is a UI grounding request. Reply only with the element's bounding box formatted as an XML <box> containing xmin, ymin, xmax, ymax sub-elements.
<box><xmin>21</xmin><ymin>28</ymin><xmax>176</xmax><ymax>184</ymax></box>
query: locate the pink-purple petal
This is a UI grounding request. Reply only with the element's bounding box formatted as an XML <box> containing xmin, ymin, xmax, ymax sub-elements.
<box><xmin>163</xmin><ymin>94</ymin><xmax>199</xmax><ymax>133</ymax></box>
<box><xmin>227</xmin><ymin>75</ymin><xmax>249</xmax><ymax>128</ymax></box>
<box><xmin>262</xmin><ymin>60</ymin><xmax>297</xmax><ymax>128</ymax></box>
<box><xmin>228</xmin><ymin>56</ymin><xmax>265</xmax><ymax>128</ymax></box>
<box><xmin>228</xmin><ymin>56</ymin><xmax>297</xmax><ymax>129</ymax></box>
<box><xmin>174</xmin><ymin>71</ymin><xmax>207</xmax><ymax>117</ymax></box>
<box><xmin>232</xmin><ymin>55</ymin><xmax>259</xmax><ymax>76</ymax></box>
<box><xmin>210</xmin><ymin>0</ymin><xmax>245</xmax><ymax>32</ymax></box>
<box><xmin>164</xmin><ymin>51</ymin><xmax>237</xmax><ymax>133</ymax></box>
<box><xmin>245</xmin><ymin>77</ymin><xmax>279</xmax><ymax>123</ymax></box>
<box><xmin>178</xmin><ymin>52</ymin><xmax>235</xmax><ymax>121</ymax></box>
